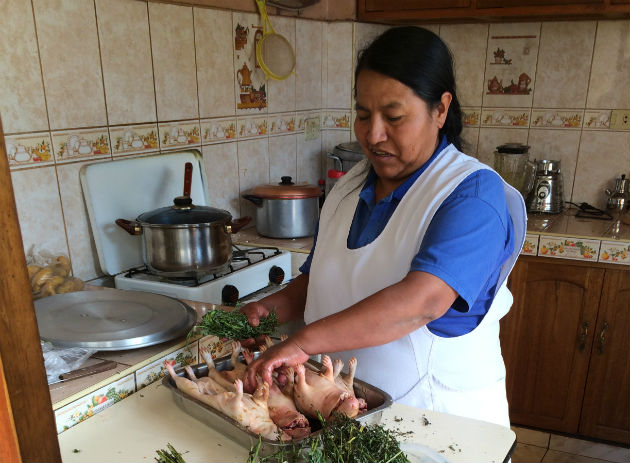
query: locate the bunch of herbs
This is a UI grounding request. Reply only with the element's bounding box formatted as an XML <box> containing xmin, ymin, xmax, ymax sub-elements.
<box><xmin>188</xmin><ymin>308</ymin><xmax>278</xmax><ymax>341</ymax></box>
<box><xmin>154</xmin><ymin>443</ymin><xmax>186</xmax><ymax>463</ymax></box>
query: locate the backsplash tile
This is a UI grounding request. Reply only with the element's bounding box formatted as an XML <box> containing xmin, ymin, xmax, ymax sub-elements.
<box><xmin>158</xmin><ymin>120</ymin><xmax>201</xmax><ymax>151</ymax></box>
<box><xmin>296</xmin><ymin>19</ymin><xmax>324</xmax><ymax>111</ymax></box>
<box><xmin>202</xmin><ymin>142</ymin><xmax>240</xmax><ymax>217</ymax></box>
<box><xmin>51</xmin><ymin>129</ymin><xmax>111</xmax><ymax>164</ymax></box>
<box><xmin>201</xmin><ymin>117</ymin><xmax>237</xmax><ymax>144</ymax></box>
<box><xmin>110</xmin><ymin>124</ymin><xmax>159</xmax><ymax>157</ymax></box>
<box><xmin>266</xmin><ymin>15</ymin><xmax>297</xmax><ymax>114</ymax></box>
<box><xmin>538</xmin><ymin>236</ymin><xmax>600</xmax><ymax>261</ymax></box>
<box><xmin>530</xmin><ymin>109</ymin><xmax>583</xmax><ymax>129</ymax></box>
<box><xmin>325</xmin><ymin>22</ymin><xmax>353</xmax><ymax>110</ymax></box>
<box><xmin>5</xmin><ymin>132</ymin><xmax>54</xmax><ymax>169</ymax></box>
<box><xmin>233</xmin><ymin>12</ymin><xmax>268</xmax><ymax>115</ymax></box>
<box><xmin>481</xmin><ymin>108</ymin><xmax>530</xmax><ymax>128</ymax></box>
<box><xmin>269</xmin><ymin>134</ymin><xmax>298</xmax><ymax>182</ymax></box>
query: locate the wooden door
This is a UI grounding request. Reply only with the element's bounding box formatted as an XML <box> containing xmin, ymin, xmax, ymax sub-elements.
<box><xmin>580</xmin><ymin>267</ymin><xmax>630</xmax><ymax>444</ymax></box>
<box><xmin>364</xmin><ymin>0</ymin><xmax>470</xmax><ymax>11</ymax></box>
<box><xmin>500</xmin><ymin>257</ymin><xmax>604</xmax><ymax>433</ymax></box>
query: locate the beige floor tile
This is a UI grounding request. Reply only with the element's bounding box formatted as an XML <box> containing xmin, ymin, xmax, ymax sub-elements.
<box><xmin>549</xmin><ymin>435</ymin><xmax>630</xmax><ymax>463</ymax></box>
<box><xmin>513</xmin><ymin>426</ymin><xmax>551</xmax><ymax>448</ymax></box>
<box><xmin>542</xmin><ymin>449</ymin><xmax>615</xmax><ymax>463</ymax></box>
<box><xmin>512</xmin><ymin>443</ymin><xmax>547</xmax><ymax>463</ymax></box>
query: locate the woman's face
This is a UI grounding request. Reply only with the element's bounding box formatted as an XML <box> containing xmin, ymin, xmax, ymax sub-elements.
<box><xmin>354</xmin><ymin>69</ymin><xmax>450</xmax><ymax>193</ymax></box>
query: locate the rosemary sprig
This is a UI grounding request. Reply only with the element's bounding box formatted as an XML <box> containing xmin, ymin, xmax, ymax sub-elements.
<box><xmin>154</xmin><ymin>443</ymin><xmax>186</xmax><ymax>463</ymax></box>
<box><xmin>188</xmin><ymin>308</ymin><xmax>278</xmax><ymax>341</ymax></box>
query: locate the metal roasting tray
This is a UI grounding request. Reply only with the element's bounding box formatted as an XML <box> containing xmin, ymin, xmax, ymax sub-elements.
<box><xmin>162</xmin><ymin>353</ymin><xmax>393</xmax><ymax>454</ymax></box>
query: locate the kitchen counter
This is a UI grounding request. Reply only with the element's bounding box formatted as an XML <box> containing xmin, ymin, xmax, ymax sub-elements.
<box><xmin>57</xmin><ymin>378</ymin><xmax>516</xmax><ymax>463</ymax></box>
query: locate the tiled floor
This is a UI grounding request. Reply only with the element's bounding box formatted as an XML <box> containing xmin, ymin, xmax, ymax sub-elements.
<box><xmin>511</xmin><ymin>427</ymin><xmax>630</xmax><ymax>463</ymax></box>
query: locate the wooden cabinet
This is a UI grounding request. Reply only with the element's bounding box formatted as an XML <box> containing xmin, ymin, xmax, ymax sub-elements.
<box><xmin>357</xmin><ymin>0</ymin><xmax>629</xmax><ymax>23</ymax></box>
<box><xmin>501</xmin><ymin>256</ymin><xmax>629</xmax><ymax>445</ymax></box>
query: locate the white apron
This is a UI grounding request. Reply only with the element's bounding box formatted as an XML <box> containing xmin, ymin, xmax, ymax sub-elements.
<box><xmin>304</xmin><ymin>144</ymin><xmax>526</xmax><ymax>427</ymax></box>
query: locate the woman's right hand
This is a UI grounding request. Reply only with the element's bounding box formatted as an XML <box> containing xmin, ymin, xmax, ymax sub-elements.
<box><xmin>238</xmin><ymin>301</ymin><xmax>271</xmax><ymax>348</ymax></box>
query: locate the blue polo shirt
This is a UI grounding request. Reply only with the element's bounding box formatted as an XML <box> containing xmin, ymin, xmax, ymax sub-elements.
<box><xmin>300</xmin><ymin>137</ymin><xmax>515</xmax><ymax>337</ymax></box>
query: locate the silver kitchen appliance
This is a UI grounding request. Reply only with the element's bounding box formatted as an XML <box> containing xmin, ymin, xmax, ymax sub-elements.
<box><xmin>605</xmin><ymin>174</ymin><xmax>630</xmax><ymax>215</ymax></box>
<box><xmin>526</xmin><ymin>159</ymin><xmax>564</xmax><ymax>214</ymax></box>
<box><xmin>326</xmin><ymin>141</ymin><xmax>365</xmax><ymax>173</ymax></box>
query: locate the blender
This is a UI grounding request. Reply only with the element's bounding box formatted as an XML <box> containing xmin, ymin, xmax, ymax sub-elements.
<box><xmin>493</xmin><ymin>143</ymin><xmax>536</xmax><ymax>199</ymax></box>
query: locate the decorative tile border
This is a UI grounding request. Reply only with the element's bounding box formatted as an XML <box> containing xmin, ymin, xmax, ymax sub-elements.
<box><xmin>135</xmin><ymin>344</ymin><xmax>197</xmax><ymax>390</ymax></box>
<box><xmin>201</xmin><ymin>117</ymin><xmax>237</xmax><ymax>144</ymax></box>
<box><xmin>322</xmin><ymin>110</ymin><xmax>351</xmax><ymax>130</ymax></box>
<box><xmin>54</xmin><ymin>373</ymin><xmax>135</xmax><ymax>434</ymax></box>
<box><xmin>51</xmin><ymin>128</ymin><xmax>111</xmax><ymax>164</ymax></box>
<box><xmin>296</xmin><ymin>111</ymin><xmax>320</xmax><ymax>133</ymax></box>
<box><xmin>158</xmin><ymin>120</ymin><xmax>201</xmax><ymax>151</ymax></box>
<box><xmin>537</xmin><ymin>235</ymin><xmax>600</xmax><ymax>261</ymax></box>
<box><xmin>269</xmin><ymin>112</ymin><xmax>296</xmax><ymax>136</ymax></box>
<box><xmin>5</xmin><ymin>132</ymin><xmax>54</xmax><ymax>169</ymax></box>
<box><xmin>598</xmin><ymin>240</ymin><xmax>630</xmax><ymax>265</ymax></box>
<box><xmin>530</xmin><ymin>109</ymin><xmax>583</xmax><ymax>129</ymax></box>
<box><xmin>199</xmin><ymin>335</ymin><xmax>232</xmax><ymax>360</ymax></box>
<box><xmin>583</xmin><ymin>110</ymin><xmax>611</xmax><ymax>130</ymax></box>
<box><xmin>462</xmin><ymin>107</ymin><xmax>481</xmax><ymax>127</ymax></box>
<box><xmin>481</xmin><ymin>108</ymin><xmax>530</xmax><ymax>127</ymax></box>
<box><xmin>521</xmin><ymin>233</ymin><xmax>539</xmax><ymax>255</ymax></box>
<box><xmin>237</xmin><ymin>115</ymin><xmax>268</xmax><ymax>139</ymax></box>
<box><xmin>110</xmin><ymin>124</ymin><xmax>159</xmax><ymax>156</ymax></box>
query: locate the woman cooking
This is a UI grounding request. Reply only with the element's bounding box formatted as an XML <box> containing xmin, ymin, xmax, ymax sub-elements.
<box><xmin>241</xmin><ymin>26</ymin><xmax>526</xmax><ymax>428</ymax></box>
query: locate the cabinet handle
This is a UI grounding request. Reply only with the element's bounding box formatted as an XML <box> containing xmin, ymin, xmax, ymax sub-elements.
<box><xmin>597</xmin><ymin>321</ymin><xmax>609</xmax><ymax>355</ymax></box>
<box><xmin>577</xmin><ymin>321</ymin><xmax>589</xmax><ymax>352</ymax></box>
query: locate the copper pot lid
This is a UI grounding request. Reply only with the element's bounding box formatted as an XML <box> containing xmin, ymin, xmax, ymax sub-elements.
<box><xmin>250</xmin><ymin>176</ymin><xmax>322</xmax><ymax>199</ymax></box>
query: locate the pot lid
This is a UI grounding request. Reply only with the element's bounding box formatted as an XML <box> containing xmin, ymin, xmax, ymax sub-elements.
<box><xmin>332</xmin><ymin>141</ymin><xmax>365</xmax><ymax>162</ymax></box>
<box><xmin>137</xmin><ymin>202</ymin><xmax>231</xmax><ymax>225</ymax></box>
<box><xmin>251</xmin><ymin>176</ymin><xmax>322</xmax><ymax>199</ymax></box>
<box><xmin>496</xmin><ymin>143</ymin><xmax>530</xmax><ymax>154</ymax></box>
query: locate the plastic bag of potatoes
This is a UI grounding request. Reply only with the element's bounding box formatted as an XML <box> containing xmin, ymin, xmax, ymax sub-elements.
<box><xmin>27</xmin><ymin>255</ymin><xmax>84</xmax><ymax>299</ymax></box>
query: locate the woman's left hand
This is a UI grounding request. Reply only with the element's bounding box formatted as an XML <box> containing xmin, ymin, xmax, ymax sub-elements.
<box><xmin>242</xmin><ymin>338</ymin><xmax>309</xmax><ymax>393</ymax></box>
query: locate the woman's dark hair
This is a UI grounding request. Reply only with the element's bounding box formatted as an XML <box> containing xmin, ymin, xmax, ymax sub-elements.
<box><xmin>355</xmin><ymin>26</ymin><xmax>462</xmax><ymax>150</ymax></box>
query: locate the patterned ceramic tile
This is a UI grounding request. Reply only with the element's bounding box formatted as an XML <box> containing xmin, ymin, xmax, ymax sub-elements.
<box><xmin>194</xmin><ymin>7</ymin><xmax>236</xmax><ymax>118</ymax></box>
<box><xmin>296</xmin><ymin>111</ymin><xmax>320</xmax><ymax>133</ymax></box>
<box><xmin>583</xmin><ymin>110</ymin><xmax>612</xmax><ymax>130</ymax></box>
<box><xmin>530</xmin><ymin>110</ymin><xmax>583</xmax><ymax>129</ymax></box>
<box><xmin>149</xmin><ymin>2</ymin><xmax>198</xmax><ymax>121</ymax></box>
<box><xmin>158</xmin><ymin>120</ymin><xmax>201</xmax><ymax>151</ymax></box>
<box><xmin>462</xmin><ymin>107</ymin><xmax>481</xmax><ymax>127</ymax></box>
<box><xmin>533</xmin><ymin>21</ymin><xmax>596</xmax><ymax>109</ymax></box>
<box><xmin>296</xmin><ymin>19</ymin><xmax>324</xmax><ymax>111</ymax></box>
<box><xmin>237</xmin><ymin>115</ymin><xmax>268</xmax><ymax>139</ymax></box>
<box><xmin>237</xmin><ymin>137</ymin><xmax>269</xmax><ymax>219</ymax></box>
<box><xmin>33</xmin><ymin>0</ymin><xmax>107</xmax><ymax>130</ymax></box>
<box><xmin>521</xmin><ymin>234</ymin><xmax>539</xmax><ymax>255</ymax></box>
<box><xmin>95</xmin><ymin>0</ymin><xmax>156</xmax><ymax>126</ymax></box>
<box><xmin>587</xmin><ymin>20</ymin><xmax>630</xmax><ymax>109</ymax></box>
<box><xmin>110</xmin><ymin>124</ymin><xmax>159</xmax><ymax>157</ymax></box>
<box><xmin>354</xmin><ymin>22</ymin><xmax>390</xmax><ymax>58</ymax></box>
<box><xmin>199</xmin><ymin>335</ymin><xmax>232</xmax><ymax>360</ymax></box>
<box><xmin>5</xmin><ymin>132</ymin><xmax>54</xmax><ymax>169</ymax></box>
<box><xmin>51</xmin><ymin>128</ymin><xmax>111</xmax><ymax>164</ymax></box>
<box><xmin>481</xmin><ymin>108</ymin><xmax>530</xmax><ymax>128</ymax></box>
<box><xmin>233</xmin><ymin>12</ymin><xmax>268</xmax><ymax>114</ymax></box>
<box><xmin>483</xmin><ymin>23</ymin><xmax>541</xmax><ymax>109</ymax></box>
<box><xmin>201</xmin><ymin>142</ymin><xmax>240</xmax><ymax>217</ymax></box>
<box><xmin>54</xmin><ymin>373</ymin><xmax>135</xmax><ymax>434</ymax></box>
<box><xmin>267</xmin><ymin>15</ymin><xmax>296</xmax><ymax>114</ymax></box>
<box><xmin>269</xmin><ymin>112</ymin><xmax>297</xmax><ymax>136</ymax></box>
<box><xmin>538</xmin><ymin>236</ymin><xmax>600</xmax><ymax>261</ymax></box>
<box><xmin>201</xmin><ymin>117</ymin><xmax>237</xmax><ymax>145</ymax></box>
<box><xmin>297</xmin><ymin>131</ymin><xmax>323</xmax><ymax>186</ymax></box>
<box><xmin>135</xmin><ymin>345</ymin><xmax>197</xmax><ymax>390</ymax></box>
<box><xmin>0</xmin><ymin>0</ymin><xmax>48</xmax><ymax>133</ymax></box>
<box><xmin>325</xmin><ymin>22</ymin><xmax>353</xmax><ymax>110</ymax></box>
<box><xmin>322</xmin><ymin>110</ymin><xmax>351</xmax><ymax>130</ymax></box>
<box><xmin>461</xmin><ymin>127</ymin><xmax>480</xmax><ymax>157</ymax></box>
<box><xmin>598</xmin><ymin>240</ymin><xmax>630</xmax><ymax>265</ymax></box>
<box><xmin>269</xmin><ymin>134</ymin><xmax>297</xmax><ymax>182</ymax></box>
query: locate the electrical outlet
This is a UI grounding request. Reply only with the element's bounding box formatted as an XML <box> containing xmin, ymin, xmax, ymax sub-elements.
<box><xmin>610</xmin><ymin>109</ymin><xmax>630</xmax><ymax>130</ymax></box>
<box><xmin>304</xmin><ymin>117</ymin><xmax>320</xmax><ymax>141</ymax></box>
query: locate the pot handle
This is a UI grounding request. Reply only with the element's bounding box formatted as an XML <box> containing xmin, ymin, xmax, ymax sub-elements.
<box><xmin>226</xmin><ymin>216</ymin><xmax>252</xmax><ymax>234</ymax></box>
<box><xmin>115</xmin><ymin>219</ymin><xmax>143</xmax><ymax>235</ymax></box>
<box><xmin>243</xmin><ymin>194</ymin><xmax>263</xmax><ymax>207</ymax></box>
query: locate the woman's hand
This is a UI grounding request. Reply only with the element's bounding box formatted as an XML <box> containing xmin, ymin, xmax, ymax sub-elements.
<box><xmin>238</xmin><ymin>301</ymin><xmax>271</xmax><ymax>348</ymax></box>
<box><xmin>242</xmin><ymin>338</ymin><xmax>309</xmax><ymax>393</ymax></box>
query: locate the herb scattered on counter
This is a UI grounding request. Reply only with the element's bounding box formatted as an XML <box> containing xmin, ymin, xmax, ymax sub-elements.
<box><xmin>422</xmin><ymin>415</ymin><xmax>431</xmax><ymax>426</ymax></box>
<box><xmin>188</xmin><ymin>308</ymin><xmax>278</xmax><ymax>341</ymax></box>
<box><xmin>394</xmin><ymin>416</ymin><xmax>403</xmax><ymax>422</ymax></box>
<box><xmin>154</xmin><ymin>443</ymin><xmax>186</xmax><ymax>463</ymax></box>
<box><xmin>72</xmin><ymin>449</ymin><xmax>80</xmax><ymax>453</ymax></box>
<box><xmin>248</xmin><ymin>413</ymin><xmax>410</xmax><ymax>463</ymax></box>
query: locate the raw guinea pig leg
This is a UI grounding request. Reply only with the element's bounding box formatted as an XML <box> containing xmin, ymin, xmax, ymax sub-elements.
<box><xmin>164</xmin><ymin>362</ymin><xmax>205</xmax><ymax>399</ymax></box>
<box><xmin>200</xmin><ymin>346</ymin><xmax>237</xmax><ymax>391</ymax></box>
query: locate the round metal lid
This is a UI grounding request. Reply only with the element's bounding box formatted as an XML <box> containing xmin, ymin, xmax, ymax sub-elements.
<box><xmin>35</xmin><ymin>290</ymin><xmax>197</xmax><ymax>350</ymax></box>
<box><xmin>137</xmin><ymin>204</ymin><xmax>231</xmax><ymax>226</ymax></box>
<box><xmin>250</xmin><ymin>176</ymin><xmax>322</xmax><ymax>199</ymax></box>
<box><xmin>496</xmin><ymin>143</ymin><xmax>530</xmax><ymax>154</ymax></box>
<box><xmin>333</xmin><ymin>141</ymin><xmax>365</xmax><ymax>162</ymax></box>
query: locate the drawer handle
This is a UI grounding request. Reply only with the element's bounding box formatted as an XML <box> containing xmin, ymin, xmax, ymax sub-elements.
<box><xmin>597</xmin><ymin>321</ymin><xmax>609</xmax><ymax>355</ymax></box>
<box><xmin>577</xmin><ymin>321</ymin><xmax>589</xmax><ymax>352</ymax></box>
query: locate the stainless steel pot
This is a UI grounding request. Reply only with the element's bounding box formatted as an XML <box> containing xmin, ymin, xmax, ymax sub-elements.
<box><xmin>243</xmin><ymin>176</ymin><xmax>321</xmax><ymax>239</ymax></box>
<box><xmin>326</xmin><ymin>141</ymin><xmax>365</xmax><ymax>173</ymax></box>
<box><xmin>116</xmin><ymin>162</ymin><xmax>250</xmax><ymax>277</ymax></box>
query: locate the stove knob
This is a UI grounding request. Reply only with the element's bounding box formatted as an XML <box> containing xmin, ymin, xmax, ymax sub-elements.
<box><xmin>221</xmin><ymin>284</ymin><xmax>239</xmax><ymax>306</ymax></box>
<box><xmin>269</xmin><ymin>266</ymin><xmax>285</xmax><ymax>285</ymax></box>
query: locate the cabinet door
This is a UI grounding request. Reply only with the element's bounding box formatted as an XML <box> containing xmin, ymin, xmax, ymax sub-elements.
<box><xmin>500</xmin><ymin>258</ymin><xmax>604</xmax><ymax>433</ymax></box>
<box><xmin>580</xmin><ymin>268</ymin><xmax>630</xmax><ymax>444</ymax></box>
<box><xmin>477</xmin><ymin>0</ymin><xmax>603</xmax><ymax>6</ymax></box>
<box><xmin>364</xmin><ymin>0</ymin><xmax>470</xmax><ymax>11</ymax></box>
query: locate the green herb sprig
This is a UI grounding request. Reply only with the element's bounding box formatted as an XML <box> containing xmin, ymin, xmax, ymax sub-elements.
<box><xmin>154</xmin><ymin>443</ymin><xmax>186</xmax><ymax>463</ymax></box>
<box><xmin>188</xmin><ymin>309</ymin><xmax>278</xmax><ymax>341</ymax></box>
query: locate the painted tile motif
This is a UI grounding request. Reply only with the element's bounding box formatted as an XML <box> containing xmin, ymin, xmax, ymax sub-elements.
<box><xmin>481</xmin><ymin>108</ymin><xmax>529</xmax><ymax>127</ymax></box>
<box><xmin>296</xmin><ymin>111</ymin><xmax>320</xmax><ymax>133</ymax></box>
<box><xmin>54</xmin><ymin>373</ymin><xmax>135</xmax><ymax>434</ymax></box>
<box><xmin>531</xmin><ymin>110</ymin><xmax>583</xmax><ymax>129</ymax></box>
<box><xmin>135</xmin><ymin>344</ymin><xmax>197</xmax><ymax>390</ymax></box>
<box><xmin>486</xmin><ymin>34</ymin><xmax>537</xmax><ymax>96</ymax></box>
<box><xmin>461</xmin><ymin>108</ymin><xmax>481</xmax><ymax>127</ymax></box>
<box><xmin>538</xmin><ymin>235</ymin><xmax>600</xmax><ymax>261</ymax></box>
<box><xmin>599</xmin><ymin>240</ymin><xmax>630</xmax><ymax>265</ymax></box>
<box><xmin>521</xmin><ymin>233</ymin><xmax>539</xmax><ymax>255</ymax></box>
<box><xmin>583</xmin><ymin>110</ymin><xmax>612</xmax><ymax>129</ymax></box>
<box><xmin>201</xmin><ymin>117</ymin><xmax>237</xmax><ymax>144</ymax></box>
<box><xmin>110</xmin><ymin>124</ymin><xmax>159</xmax><ymax>157</ymax></box>
<box><xmin>234</xmin><ymin>16</ymin><xmax>267</xmax><ymax>112</ymax></box>
<box><xmin>237</xmin><ymin>115</ymin><xmax>268</xmax><ymax>139</ymax></box>
<box><xmin>199</xmin><ymin>335</ymin><xmax>232</xmax><ymax>360</ymax></box>
<box><xmin>322</xmin><ymin>111</ymin><xmax>351</xmax><ymax>130</ymax></box>
<box><xmin>52</xmin><ymin>128</ymin><xmax>110</xmax><ymax>163</ymax></box>
<box><xmin>270</xmin><ymin>112</ymin><xmax>296</xmax><ymax>135</ymax></box>
<box><xmin>158</xmin><ymin>121</ymin><xmax>200</xmax><ymax>150</ymax></box>
<box><xmin>5</xmin><ymin>132</ymin><xmax>54</xmax><ymax>168</ymax></box>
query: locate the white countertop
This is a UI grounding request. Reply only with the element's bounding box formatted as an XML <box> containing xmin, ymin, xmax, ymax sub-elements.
<box><xmin>57</xmin><ymin>379</ymin><xmax>516</xmax><ymax>463</ymax></box>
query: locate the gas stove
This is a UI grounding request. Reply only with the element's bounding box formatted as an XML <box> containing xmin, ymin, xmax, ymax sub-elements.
<box><xmin>114</xmin><ymin>245</ymin><xmax>292</xmax><ymax>305</ymax></box>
